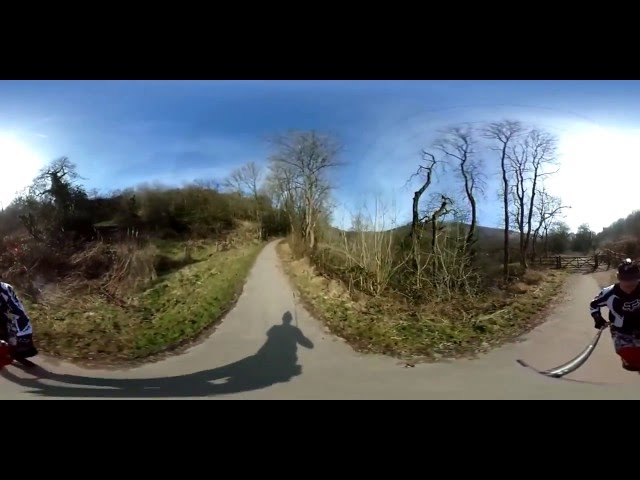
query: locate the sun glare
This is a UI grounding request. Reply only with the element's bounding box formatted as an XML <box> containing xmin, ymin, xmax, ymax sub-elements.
<box><xmin>545</xmin><ymin>124</ymin><xmax>640</xmax><ymax>233</ymax></box>
<box><xmin>0</xmin><ymin>133</ymin><xmax>45</xmax><ymax>209</ymax></box>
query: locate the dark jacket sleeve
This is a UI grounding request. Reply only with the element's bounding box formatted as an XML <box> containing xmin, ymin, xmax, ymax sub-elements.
<box><xmin>590</xmin><ymin>285</ymin><xmax>614</xmax><ymax>317</ymax></box>
<box><xmin>0</xmin><ymin>283</ymin><xmax>32</xmax><ymax>336</ymax></box>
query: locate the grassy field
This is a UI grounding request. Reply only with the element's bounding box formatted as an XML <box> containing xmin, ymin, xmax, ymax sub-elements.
<box><xmin>278</xmin><ymin>241</ymin><xmax>568</xmax><ymax>361</ymax></box>
<box><xmin>26</xmin><ymin>238</ymin><xmax>264</xmax><ymax>363</ymax></box>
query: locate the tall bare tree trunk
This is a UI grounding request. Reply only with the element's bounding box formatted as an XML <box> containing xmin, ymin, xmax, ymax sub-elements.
<box><xmin>429</xmin><ymin>195</ymin><xmax>452</xmax><ymax>280</ymax></box>
<box><xmin>483</xmin><ymin>121</ymin><xmax>523</xmax><ymax>283</ymax></box>
<box><xmin>501</xmin><ymin>147</ymin><xmax>510</xmax><ymax>280</ymax></box>
<box><xmin>508</xmin><ymin>129</ymin><xmax>559</xmax><ymax>269</ymax></box>
<box><xmin>408</xmin><ymin>153</ymin><xmax>437</xmax><ymax>286</ymax></box>
<box><xmin>434</xmin><ymin>127</ymin><xmax>484</xmax><ymax>255</ymax></box>
<box><xmin>266</xmin><ymin>130</ymin><xmax>340</xmax><ymax>254</ymax></box>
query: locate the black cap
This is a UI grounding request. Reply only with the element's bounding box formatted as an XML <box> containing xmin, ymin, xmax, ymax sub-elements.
<box><xmin>618</xmin><ymin>258</ymin><xmax>640</xmax><ymax>281</ymax></box>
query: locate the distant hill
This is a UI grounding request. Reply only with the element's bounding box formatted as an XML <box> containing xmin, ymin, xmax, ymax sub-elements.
<box><xmin>390</xmin><ymin>221</ymin><xmax>520</xmax><ymax>241</ymax></box>
<box><xmin>328</xmin><ymin>220</ymin><xmax>520</xmax><ymax>242</ymax></box>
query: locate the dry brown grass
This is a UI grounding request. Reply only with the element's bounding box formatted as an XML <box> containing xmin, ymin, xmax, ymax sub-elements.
<box><xmin>104</xmin><ymin>242</ymin><xmax>159</xmax><ymax>298</ymax></box>
<box><xmin>522</xmin><ymin>269</ymin><xmax>545</xmax><ymax>285</ymax></box>
<box><xmin>278</xmin><ymin>239</ymin><xmax>568</xmax><ymax>361</ymax></box>
<box><xmin>506</xmin><ymin>282</ymin><xmax>529</xmax><ymax>294</ymax></box>
<box><xmin>23</xmin><ymin>229</ymin><xmax>266</xmax><ymax>363</ymax></box>
<box><xmin>69</xmin><ymin>242</ymin><xmax>112</xmax><ymax>280</ymax></box>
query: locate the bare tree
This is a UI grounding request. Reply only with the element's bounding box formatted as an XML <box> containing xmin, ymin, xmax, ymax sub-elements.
<box><xmin>482</xmin><ymin>120</ymin><xmax>524</xmax><ymax>281</ymax></box>
<box><xmin>225</xmin><ymin>162</ymin><xmax>263</xmax><ymax>199</ymax></box>
<box><xmin>531</xmin><ymin>188</ymin><xmax>569</xmax><ymax>260</ymax></box>
<box><xmin>350</xmin><ymin>211</ymin><xmax>368</xmax><ymax>232</ymax></box>
<box><xmin>408</xmin><ymin>152</ymin><xmax>438</xmax><ymax>238</ymax></box>
<box><xmin>507</xmin><ymin>128</ymin><xmax>559</xmax><ymax>268</ymax></box>
<box><xmin>406</xmin><ymin>152</ymin><xmax>439</xmax><ymax>275</ymax></box>
<box><xmin>22</xmin><ymin>157</ymin><xmax>89</xmax><ymax>241</ymax></box>
<box><xmin>224</xmin><ymin>161</ymin><xmax>265</xmax><ymax>232</ymax></box>
<box><xmin>193</xmin><ymin>178</ymin><xmax>222</xmax><ymax>191</ymax></box>
<box><xmin>428</xmin><ymin>194</ymin><xmax>455</xmax><ymax>254</ymax></box>
<box><xmin>30</xmin><ymin>157</ymin><xmax>83</xmax><ymax>205</ymax></box>
<box><xmin>417</xmin><ymin>193</ymin><xmax>477</xmax><ymax>298</ymax></box>
<box><xmin>265</xmin><ymin>161</ymin><xmax>302</xmax><ymax>237</ymax></box>
<box><xmin>332</xmin><ymin>196</ymin><xmax>408</xmax><ymax>297</ymax></box>
<box><xmin>267</xmin><ymin>131</ymin><xmax>341</xmax><ymax>251</ymax></box>
<box><xmin>435</xmin><ymin>125</ymin><xmax>485</xmax><ymax>253</ymax></box>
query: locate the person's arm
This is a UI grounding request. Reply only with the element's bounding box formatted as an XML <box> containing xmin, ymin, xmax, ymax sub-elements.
<box><xmin>0</xmin><ymin>283</ymin><xmax>33</xmax><ymax>336</ymax></box>
<box><xmin>295</xmin><ymin>329</ymin><xmax>314</xmax><ymax>349</ymax></box>
<box><xmin>589</xmin><ymin>285</ymin><xmax>614</xmax><ymax>329</ymax></box>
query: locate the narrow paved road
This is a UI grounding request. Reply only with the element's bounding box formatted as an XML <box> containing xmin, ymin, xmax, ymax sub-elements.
<box><xmin>2</xmin><ymin>240</ymin><xmax>639</xmax><ymax>399</ymax></box>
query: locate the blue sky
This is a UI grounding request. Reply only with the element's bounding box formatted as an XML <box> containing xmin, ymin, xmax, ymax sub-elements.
<box><xmin>1</xmin><ymin>80</ymin><xmax>639</xmax><ymax>233</ymax></box>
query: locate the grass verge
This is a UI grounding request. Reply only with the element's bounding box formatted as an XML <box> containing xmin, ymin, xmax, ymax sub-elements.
<box><xmin>278</xmin><ymin>241</ymin><xmax>569</xmax><ymax>361</ymax></box>
<box><xmin>26</xmin><ymin>238</ymin><xmax>264</xmax><ymax>363</ymax></box>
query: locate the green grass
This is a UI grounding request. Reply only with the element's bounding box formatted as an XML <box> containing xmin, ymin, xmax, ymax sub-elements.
<box><xmin>27</xmin><ymin>239</ymin><xmax>264</xmax><ymax>362</ymax></box>
<box><xmin>278</xmin><ymin>241</ymin><xmax>568</xmax><ymax>361</ymax></box>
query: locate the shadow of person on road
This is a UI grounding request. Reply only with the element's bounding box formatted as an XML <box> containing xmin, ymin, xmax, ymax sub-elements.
<box><xmin>0</xmin><ymin>311</ymin><xmax>314</xmax><ymax>398</ymax></box>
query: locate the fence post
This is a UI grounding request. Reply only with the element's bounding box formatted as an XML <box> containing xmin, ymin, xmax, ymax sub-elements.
<box><xmin>556</xmin><ymin>256</ymin><xmax>561</xmax><ymax>269</ymax></box>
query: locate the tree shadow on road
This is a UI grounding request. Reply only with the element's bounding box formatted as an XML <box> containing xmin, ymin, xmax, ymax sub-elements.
<box><xmin>0</xmin><ymin>311</ymin><xmax>314</xmax><ymax>398</ymax></box>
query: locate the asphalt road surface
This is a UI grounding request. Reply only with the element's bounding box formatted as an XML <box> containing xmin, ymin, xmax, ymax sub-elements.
<box><xmin>1</xmin><ymin>240</ymin><xmax>639</xmax><ymax>399</ymax></box>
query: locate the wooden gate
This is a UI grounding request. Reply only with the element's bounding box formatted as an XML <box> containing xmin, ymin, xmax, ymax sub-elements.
<box><xmin>538</xmin><ymin>249</ymin><xmax>628</xmax><ymax>272</ymax></box>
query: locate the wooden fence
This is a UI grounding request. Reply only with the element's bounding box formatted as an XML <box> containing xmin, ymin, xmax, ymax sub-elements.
<box><xmin>537</xmin><ymin>248</ymin><xmax>629</xmax><ymax>272</ymax></box>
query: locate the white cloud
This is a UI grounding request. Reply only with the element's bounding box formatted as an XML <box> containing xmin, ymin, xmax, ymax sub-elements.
<box><xmin>544</xmin><ymin>123</ymin><xmax>640</xmax><ymax>233</ymax></box>
<box><xmin>0</xmin><ymin>133</ymin><xmax>46</xmax><ymax>208</ymax></box>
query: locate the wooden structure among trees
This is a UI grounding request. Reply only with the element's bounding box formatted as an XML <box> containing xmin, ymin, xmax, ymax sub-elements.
<box><xmin>537</xmin><ymin>248</ymin><xmax>628</xmax><ymax>272</ymax></box>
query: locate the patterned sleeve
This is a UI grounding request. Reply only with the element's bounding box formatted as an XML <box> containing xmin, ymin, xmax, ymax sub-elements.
<box><xmin>589</xmin><ymin>285</ymin><xmax>614</xmax><ymax>316</ymax></box>
<box><xmin>0</xmin><ymin>282</ymin><xmax>33</xmax><ymax>336</ymax></box>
